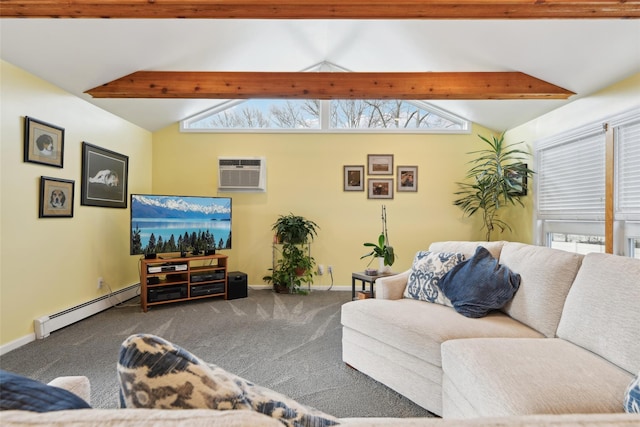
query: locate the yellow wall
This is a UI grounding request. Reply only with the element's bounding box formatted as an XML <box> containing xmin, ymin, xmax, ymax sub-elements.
<box><xmin>3</xmin><ymin>57</ymin><xmax>636</xmax><ymax>349</ymax></box>
<box><xmin>151</xmin><ymin>125</ymin><xmax>494</xmax><ymax>288</ymax></box>
<box><xmin>0</xmin><ymin>60</ymin><xmax>153</xmax><ymax>346</ymax></box>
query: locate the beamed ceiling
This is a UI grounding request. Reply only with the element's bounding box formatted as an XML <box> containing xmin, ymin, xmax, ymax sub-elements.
<box><xmin>1</xmin><ymin>1</ymin><xmax>639</xmax><ymax>131</ymax></box>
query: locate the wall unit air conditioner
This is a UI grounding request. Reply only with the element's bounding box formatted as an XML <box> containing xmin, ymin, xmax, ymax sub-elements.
<box><xmin>218</xmin><ymin>157</ymin><xmax>266</xmax><ymax>192</ymax></box>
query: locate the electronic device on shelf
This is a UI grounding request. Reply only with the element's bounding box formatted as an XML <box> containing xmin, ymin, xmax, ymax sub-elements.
<box><xmin>190</xmin><ymin>271</ymin><xmax>225</xmax><ymax>282</ymax></box>
<box><xmin>147</xmin><ymin>263</ymin><xmax>188</xmax><ymax>274</ymax></box>
<box><xmin>190</xmin><ymin>283</ymin><xmax>225</xmax><ymax>297</ymax></box>
<box><xmin>147</xmin><ymin>284</ymin><xmax>187</xmax><ymax>303</ymax></box>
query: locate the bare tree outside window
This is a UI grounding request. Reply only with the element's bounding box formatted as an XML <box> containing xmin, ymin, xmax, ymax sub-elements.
<box><xmin>184</xmin><ymin>99</ymin><xmax>466</xmax><ymax>131</ymax></box>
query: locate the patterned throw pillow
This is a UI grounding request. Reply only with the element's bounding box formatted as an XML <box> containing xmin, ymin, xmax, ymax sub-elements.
<box><xmin>624</xmin><ymin>372</ymin><xmax>640</xmax><ymax>413</ymax></box>
<box><xmin>117</xmin><ymin>334</ymin><xmax>339</xmax><ymax>427</ymax></box>
<box><xmin>403</xmin><ymin>251</ymin><xmax>466</xmax><ymax>305</ymax></box>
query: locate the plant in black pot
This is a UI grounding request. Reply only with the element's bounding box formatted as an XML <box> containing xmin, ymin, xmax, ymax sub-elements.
<box><xmin>264</xmin><ymin>214</ymin><xmax>319</xmax><ymax>294</ymax></box>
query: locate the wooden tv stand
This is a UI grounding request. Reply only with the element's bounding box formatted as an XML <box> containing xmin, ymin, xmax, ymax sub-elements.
<box><xmin>139</xmin><ymin>254</ymin><xmax>228</xmax><ymax>312</ymax></box>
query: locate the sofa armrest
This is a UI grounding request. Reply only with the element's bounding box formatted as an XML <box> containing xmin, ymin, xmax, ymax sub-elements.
<box><xmin>48</xmin><ymin>376</ymin><xmax>91</xmax><ymax>405</ymax></box>
<box><xmin>375</xmin><ymin>270</ymin><xmax>410</xmax><ymax>300</ymax></box>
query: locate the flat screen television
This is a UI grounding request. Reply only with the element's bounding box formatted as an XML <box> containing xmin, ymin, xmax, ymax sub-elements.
<box><xmin>130</xmin><ymin>194</ymin><xmax>231</xmax><ymax>256</ymax></box>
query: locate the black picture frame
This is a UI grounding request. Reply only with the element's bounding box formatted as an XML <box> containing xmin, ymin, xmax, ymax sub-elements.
<box><xmin>24</xmin><ymin>116</ymin><xmax>65</xmax><ymax>168</ymax></box>
<box><xmin>39</xmin><ymin>176</ymin><xmax>74</xmax><ymax>218</ymax></box>
<box><xmin>506</xmin><ymin>163</ymin><xmax>528</xmax><ymax>196</ymax></box>
<box><xmin>81</xmin><ymin>142</ymin><xmax>129</xmax><ymax>208</ymax></box>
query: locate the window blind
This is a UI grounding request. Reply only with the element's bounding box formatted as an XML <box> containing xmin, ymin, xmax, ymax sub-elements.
<box><xmin>537</xmin><ymin>131</ymin><xmax>605</xmax><ymax>220</ymax></box>
<box><xmin>615</xmin><ymin>118</ymin><xmax>640</xmax><ymax>220</ymax></box>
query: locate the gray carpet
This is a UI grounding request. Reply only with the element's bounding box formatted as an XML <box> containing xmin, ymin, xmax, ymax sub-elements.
<box><xmin>0</xmin><ymin>289</ymin><xmax>434</xmax><ymax>419</ymax></box>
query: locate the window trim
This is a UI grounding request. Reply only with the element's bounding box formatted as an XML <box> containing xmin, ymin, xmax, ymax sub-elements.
<box><xmin>534</xmin><ymin>107</ymin><xmax>640</xmax><ymax>256</ymax></box>
<box><xmin>180</xmin><ymin>97</ymin><xmax>470</xmax><ymax>134</ymax></box>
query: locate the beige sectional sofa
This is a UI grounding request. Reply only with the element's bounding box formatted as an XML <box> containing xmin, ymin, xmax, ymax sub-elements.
<box><xmin>341</xmin><ymin>241</ymin><xmax>640</xmax><ymax>418</ymax></box>
<box><xmin>2</xmin><ymin>376</ymin><xmax>639</xmax><ymax>426</ymax></box>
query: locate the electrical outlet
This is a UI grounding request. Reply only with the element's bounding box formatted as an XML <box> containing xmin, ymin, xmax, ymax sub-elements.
<box><xmin>97</xmin><ymin>277</ymin><xmax>104</xmax><ymax>289</ymax></box>
<box><xmin>328</xmin><ymin>265</ymin><xmax>333</xmax><ymax>274</ymax></box>
<box><xmin>318</xmin><ymin>264</ymin><xmax>324</xmax><ymax>275</ymax></box>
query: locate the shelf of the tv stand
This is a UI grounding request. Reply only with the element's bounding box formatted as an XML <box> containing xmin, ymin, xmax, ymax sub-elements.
<box><xmin>140</xmin><ymin>254</ymin><xmax>228</xmax><ymax>312</ymax></box>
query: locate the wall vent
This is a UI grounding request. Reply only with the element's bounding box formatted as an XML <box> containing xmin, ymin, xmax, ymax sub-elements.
<box><xmin>218</xmin><ymin>157</ymin><xmax>266</xmax><ymax>192</ymax></box>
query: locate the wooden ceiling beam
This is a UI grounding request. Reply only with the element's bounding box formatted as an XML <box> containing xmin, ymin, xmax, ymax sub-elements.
<box><xmin>2</xmin><ymin>0</ymin><xmax>639</xmax><ymax>19</ymax></box>
<box><xmin>85</xmin><ymin>71</ymin><xmax>574</xmax><ymax>100</ymax></box>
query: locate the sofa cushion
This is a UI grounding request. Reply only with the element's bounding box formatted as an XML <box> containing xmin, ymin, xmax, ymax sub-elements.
<box><xmin>557</xmin><ymin>253</ymin><xmax>640</xmax><ymax>374</ymax></box>
<box><xmin>625</xmin><ymin>373</ymin><xmax>640</xmax><ymax>413</ymax></box>
<box><xmin>341</xmin><ymin>299</ymin><xmax>543</xmax><ymax>370</ymax></box>
<box><xmin>0</xmin><ymin>370</ymin><xmax>91</xmax><ymax>412</ymax></box>
<box><xmin>499</xmin><ymin>242</ymin><xmax>583</xmax><ymax>338</ymax></box>
<box><xmin>117</xmin><ymin>334</ymin><xmax>338</xmax><ymax>427</ymax></box>
<box><xmin>1</xmin><ymin>408</ymin><xmax>285</xmax><ymax>426</ymax></box>
<box><xmin>439</xmin><ymin>246</ymin><xmax>520</xmax><ymax>318</ymax></box>
<box><xmin>441</xmin><ymin>338</ymin><xmax>634</xmax><ymax>418</ymax></box>
<box><xmin>428</xmin><ymin>241</ymin><xmax>506</xmax><ymax>260</ymax></box>
<box><xmin>403</xmin><ymin>251</ymin><xmax>465</xmax><ymax>305</ymax></box>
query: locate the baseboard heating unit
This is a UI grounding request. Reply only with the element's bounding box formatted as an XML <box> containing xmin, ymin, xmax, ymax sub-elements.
<box><xmin>33</xmin><ymin>284</ymin><xmax>139</xmax><ymax>339</ymax></box>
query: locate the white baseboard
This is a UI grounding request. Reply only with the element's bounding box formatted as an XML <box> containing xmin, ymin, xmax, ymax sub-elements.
<box><xmin>2</xmin><ymin>284</ymin><xmax>139</xmax><ymax>355</ymax></box>
<box><xmin>0</xmin><ymin>333</ymin><xmax>36</xmax><ymax>356</ymax></box>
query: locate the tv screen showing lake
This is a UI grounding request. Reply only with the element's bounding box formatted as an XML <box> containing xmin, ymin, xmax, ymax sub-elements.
<box><xmin>130</xmin><ymin>195</ymin><xmax>231</xmax><ymax>255</ymax></box>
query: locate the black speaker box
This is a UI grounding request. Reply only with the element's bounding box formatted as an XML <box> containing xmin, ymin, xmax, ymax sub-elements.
<box><xmin>227</xmin><ymin>271</ymin><xmax>248</xmax><ymax>300</ymax></box>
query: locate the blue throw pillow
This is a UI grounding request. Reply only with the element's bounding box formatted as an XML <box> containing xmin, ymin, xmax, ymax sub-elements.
<box><xmin>625</xmin><ymin>372</ymin><xmax>640</xmax><ymax>413</ymax></box>
<box><xmin>439</xmin><ymin>246</ymin><xmax>520</xmax><ymax>318</ymax></box>
<box><xmin>0</xmin><ymin>370</ymin><xmax>91</xmax><ymax>412</ymax></box>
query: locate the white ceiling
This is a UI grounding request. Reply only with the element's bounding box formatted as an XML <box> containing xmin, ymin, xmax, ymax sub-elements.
<box><xmin>1</xmin><ymin>18</ymin><xmax>639</xmax><ymax>132</ymax></box>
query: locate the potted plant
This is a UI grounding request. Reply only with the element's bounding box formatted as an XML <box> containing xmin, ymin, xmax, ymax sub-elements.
<box><xmin>272</xmin><ymin>213</ymin><xmax>319</xmax><ymax>244</ymax></box>
<box><xmin>360</xmin><ymin>205</ymin><xmax>396</xmax><ymax>274</ymax></box>
<box><xmin>453</xmin><ymin>132</ymin><xmax>535</xmax><ymax>241</ymax></box>
<box><xmin>262</xmin><ymin>247</ymin><xmax>315</xmax><ymax>294</ymax></box>
<box><xmin>265</xmin><ymin>214</ymin><xmax>319</xmax><ymax>294</ymax></box>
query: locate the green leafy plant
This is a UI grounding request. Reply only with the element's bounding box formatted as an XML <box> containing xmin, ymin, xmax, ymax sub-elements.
<box><xmin>360</xmin><ymin>205</ymin><xmax>396</xmax><ymax>268</ymax></box>
<box><xmin>361</xmin><ymin>232</ymin><xmax>395</xmax><ymax>267</ymax></box>
<box><xmin>264</xmin><ymin>214</ymin><xmax>318</xmax><ymax>294</ymax></box>
<box><xmin>272</xmin><ymin>213</ymin><xmax>319</xmax><ymax>244</ymax></box>
<box><xmin>453</xmin><ymin>132</ymin><xmax>535</xmax><ymax>241</ymax></box>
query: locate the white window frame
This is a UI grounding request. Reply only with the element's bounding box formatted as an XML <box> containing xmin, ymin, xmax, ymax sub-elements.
<box><xmin>180</xmin><ymin>98</ymin><xmax>470</xmax><ymax>134</ymax></box>
<box><xmin>534</xmin><ymin>107</ymin><xmax>640</xmax><ymax>257</ymax></box>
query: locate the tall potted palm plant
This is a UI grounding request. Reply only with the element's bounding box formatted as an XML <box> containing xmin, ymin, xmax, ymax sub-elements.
<box><xmin>453</xmin><ymin>132</ymin><xmax>535</xmax><ymax>241</ymax></box>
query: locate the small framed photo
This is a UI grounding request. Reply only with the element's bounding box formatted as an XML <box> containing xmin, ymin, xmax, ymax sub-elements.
<box><xmin>506</xmin><ymin>163</ymin><xmax>528</xmax><ymax>196</ymax></box>
<box><xmin>397</xmin><ymin>166</ymin><xmax>418</xmax><ymax>192</ymax></box>
<box><xmin>344</xmin><ymin>165</ymin><xmax>365</xmax><ymax>191</ymax></box>
<box><xmin>367</xmin><ymin>154</ymin><xmax>394</xmax><ymax>175</ymax></box>
<box><xmin>39</xmin><ymin>176</ymin><xmax>74</xmax><ymax>218</ymax></box>
<box><xmin>81</xmin><ymin>142</ymin><xmax>129</xmax><ymax>208</ymax></box>
<box><xmin>24</xmin><ymin>116</ymin><xmax>65</xmax><ymax>168</ymax></box>
<box><xmin>368</xmin><ymin>178</ymin><xmax>394</xmax><ymax>199</ymax></box>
